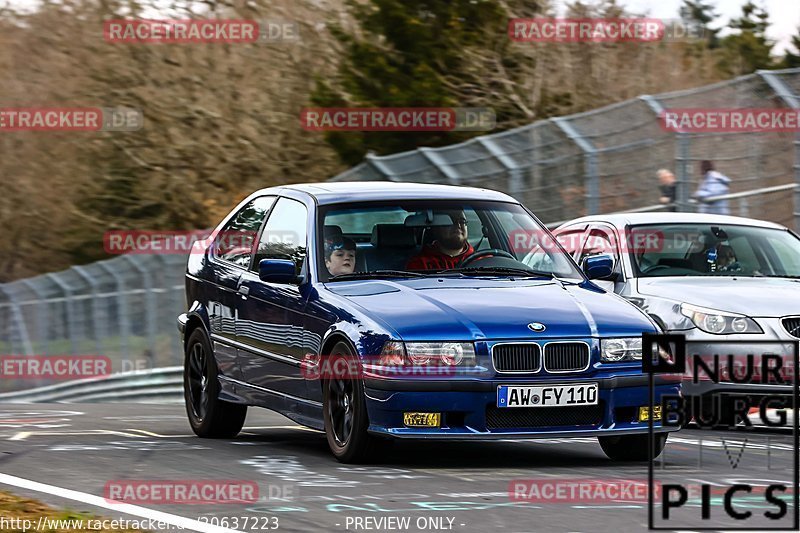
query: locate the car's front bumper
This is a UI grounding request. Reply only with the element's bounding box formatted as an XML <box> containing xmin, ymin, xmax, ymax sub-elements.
<box><xmin>363</xmin><ymin>374</ymin><xmax>680</xmax><ymax>439</ymax></box>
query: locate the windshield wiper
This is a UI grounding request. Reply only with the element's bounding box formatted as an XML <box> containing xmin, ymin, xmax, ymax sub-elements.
<box><xmin>438</xmin><ymin>266</ymin><xmax>556</xmax><ymax>278</ymax></box>
<box><xmin>329</xmin><ymin>270</ymin><xmax>428</xmax><ymax>281</ymax></box>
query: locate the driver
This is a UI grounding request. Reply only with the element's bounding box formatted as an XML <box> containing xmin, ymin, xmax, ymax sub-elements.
<box><xmin>406</xmin><ymin>210</ymin><xmax>474</xmax><ymax>271</ymax></box>
<box><xmin>716</xmin><ymin>244</ymin><xmax>740</xmax><ymax>272</ymax></box>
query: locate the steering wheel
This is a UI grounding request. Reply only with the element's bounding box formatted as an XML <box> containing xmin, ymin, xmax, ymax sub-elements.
<box><xmin>458</xmin><ymin>248</ymin><xmax>515</xmax><ymax>268</ymax></box>
<box><xmin>642</xmin><ymin>264</ymin><xmax>672</xmax><ymax>274</ymax></box>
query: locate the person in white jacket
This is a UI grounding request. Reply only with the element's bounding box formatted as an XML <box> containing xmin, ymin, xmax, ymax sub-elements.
<box><xmin>694</xmin><ymin>160</ymin><xmax>731</xmax><ymax>215</ymax></box>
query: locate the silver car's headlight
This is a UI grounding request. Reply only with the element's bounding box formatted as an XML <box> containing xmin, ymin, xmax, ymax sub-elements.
<box><xmin>680</xmin><ymin>303</ymin><xmax>762</xmax><ymax>334</ymax></box>
<box><xmin>380</xmin><ymin>341</ymin><xmax>477</xmax><ymax>367</ymax></box>
<box><xmin>600</xmin><ymin>337</ymin><xmax>642</xmax><ymax>362</ymax></box>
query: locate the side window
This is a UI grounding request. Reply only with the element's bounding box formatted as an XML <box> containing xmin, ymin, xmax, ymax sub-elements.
<box><xmin>253</xmin><ymin>198</ymin><xmax>308</xmax><ymax>275</ymax></box>
<box><xmin>578</xmin><ymin>227</ymin><xmax>618</xmax><ymax>267</ymax></box>
<box><xmin>214</xmin><ymin>196</ymin><xmax>276</xmax><ymax>267</ymax></box>
<box><xmin>463</xmin><ymin>208</ymin><xmax>485</xmax><ymax>249</ymax></box>
<box><xmin>552</xmin><ymin>227</ymin><xmax>586</xmax><ymax>259</ymax></box>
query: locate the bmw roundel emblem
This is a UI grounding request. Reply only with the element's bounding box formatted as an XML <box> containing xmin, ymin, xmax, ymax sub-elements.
<box><xmin>527</xmin><ymin>322</ymin><xmax>546</xmax><ymax>332</ymax></box>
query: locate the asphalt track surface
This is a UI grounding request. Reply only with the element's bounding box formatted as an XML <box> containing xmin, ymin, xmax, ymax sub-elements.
<box><xmin>0</xmin><ymin>404</ymin><xmax>795</xmax><ymax>533</ymax></box>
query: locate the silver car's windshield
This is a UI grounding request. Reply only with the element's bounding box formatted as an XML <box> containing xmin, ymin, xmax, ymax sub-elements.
<box><xmin>630</xmin><ymin>223</ymin><xmax>800</xmax><ymax>278</ymax></box>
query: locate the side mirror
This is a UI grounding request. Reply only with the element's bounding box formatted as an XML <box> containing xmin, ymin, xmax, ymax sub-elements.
<box><xmin>582</xmin><ymin>254</ymin><xmax>616</xmax><ymax>280</ymax></box>
<box><xmin>259</xmin><ymin>258</ymin><xmax>299</xmax><ymax>284</ymax></box>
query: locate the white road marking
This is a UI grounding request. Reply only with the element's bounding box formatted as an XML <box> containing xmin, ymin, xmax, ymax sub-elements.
<box><xmin>242</xmin><ymin>425</ymin><xmax>322</xmax><ymax>432</ymax></box>
<box><xmin>0</xmin><ymin>473</ymin><xmax>247</xmax><ymax>533</ymax></box>
<box><xmin>6</xmin><ymin>429</ymin><xmax>150</xmax><ymax>441</ymax></box>
<box><xmin>124</xmin><ymin>428</ymin><xmax>173</xmax><ymax>437</ymax></box>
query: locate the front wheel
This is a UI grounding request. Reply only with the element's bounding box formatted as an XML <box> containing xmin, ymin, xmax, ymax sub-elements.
<box><xmin>184</xmin><ymin>328</ymin><xmax>247</xmax><ymax>438</ymax></box>
<box><xmin>322</xmin><ymin>342</ymin><xmax>374</xmax><ymax>463</ymax></box>
<box><xmin>598</xmin><ymin>433</ymin><xmax>668</xmax><ymax>461</ymax></box>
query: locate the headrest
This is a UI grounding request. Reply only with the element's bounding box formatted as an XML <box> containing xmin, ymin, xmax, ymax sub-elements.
<box><xmin>371</xmin><ymin>224</ymin><xmax>416</xmax><ymax>248</ymax></box>
<box><xmin>323</xmin><ymin>225</ymin><xmax>343</xmax><ymax>241</ymax></box>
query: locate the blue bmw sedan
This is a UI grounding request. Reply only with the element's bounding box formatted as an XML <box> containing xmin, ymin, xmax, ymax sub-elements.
<box><xmin>178</xmin><ymin>182</ymin><xmax>680</xmax><ymax>462</ymax></box>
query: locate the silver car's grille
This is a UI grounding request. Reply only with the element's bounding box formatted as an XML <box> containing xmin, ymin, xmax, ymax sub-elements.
<box><xmin>492</xmin><ymin>344</ymin><xmax>541</xmax><ymax>373</ymax></box>
<box><xmin>544</xmin><ymin>343</ymin><xmax>590</xmax><ymax>372</ymax></box>
<box><xmin>783</xmin><ymin>317</ymin><xmax>800</xmax><ymax>339</ymax></box>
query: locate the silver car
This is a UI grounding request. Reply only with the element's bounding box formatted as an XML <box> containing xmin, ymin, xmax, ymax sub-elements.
<box><xmin>526</xmin><ymin>213</ymin><xmax>800</xmax><ymax>422</ymax></box>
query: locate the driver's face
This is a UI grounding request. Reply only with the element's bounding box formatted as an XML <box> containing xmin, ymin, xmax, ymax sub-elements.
<box><xmin>433</xmin><ymin>211</ymin><xmax>468</xmax><ymax>249</ymax></box>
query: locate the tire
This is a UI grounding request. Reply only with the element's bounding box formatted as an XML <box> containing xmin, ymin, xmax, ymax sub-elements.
<box><xmin>322</xmin><ymin>342</ymin><xmax>374</xmax><ymax>463</ymax></box>
<box><xmin>184</xmin><ymin>328</ymin><xmax>247</xmax><ymax>438</ymax></box>
<box><xmin>598</xmin><ymin>433</ymin><xmax>668</xmax><ymax>461</ymax></box>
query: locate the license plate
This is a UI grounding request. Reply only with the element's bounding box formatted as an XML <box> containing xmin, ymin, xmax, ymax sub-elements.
<box><xmin>638</xmin><ymin>406</ymin><xmax>662</xmax><ymax>422</ymax></box>
<box><xmin>403</xmin><ymin>412</ymin><xmax>441</xmax><ymax>427</ymax></box>
<box><xmin>497</xmin><ymin>383</ymin><xmax>598</xmax><ymax>408</ymax></box>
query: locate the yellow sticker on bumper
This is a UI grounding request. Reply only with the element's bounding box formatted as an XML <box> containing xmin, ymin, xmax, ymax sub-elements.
<box><xmin>403</xmin><ymin>412</ymin><xmax>441</xmax><ymax>427</ymax></box>
<box><xmin>639</xmin><ymin>406</ymin><xmax>662</xmax><ymax>422</ymax></box>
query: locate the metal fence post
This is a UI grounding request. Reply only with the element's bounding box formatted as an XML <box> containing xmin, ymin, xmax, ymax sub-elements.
<box><xmin>478</xmin><ymin>137</ymin><xmax>522</xmax><ymax>199</ymax></box>
<box><xmin>552</xmin><ymin>117</ymin><xmax>598</xmax><ymax>215</ymax></box>
<box><xmin>675</xmin><ymin>133</ymin><xmax>692</xmax><ymax>212</ymax></box>
<box><xmin>795</xmin><ymin>132</ymin><xmax>800</xmax><ymax>232</ymax></box>
<box><xmin>418</xmin><ymin>147</ymin><xmax>460</xmax><ymax>183</ymax></box>
<box><xmin>364</xmin><ymin>152</ymin><xmax>395</xmax><ymax>181</ymax></box>
<box><xmin>758</xmin><ymin>70</ymin><xmax>800</xmax><ymax>230</ymax></box>
<box><xmin>738</xmin><ymin>197</ymin><xmax>750</xmax><ymax>217</ymax></box>
<box><xmin>0</xmin><ymin>286</ymin><xmax>34</xmax><ymax>356</ymax></box>
<box><xmin>98</xmin><ymin>261</ymin><xmax>129</xmax><ymax>361</ymax></box>
<box><xmin>45</xmin><ymin>273</ymin><xmax>76</xmax><ymax>355</ymax></box>
<box><xmin>71</xmin><ymin>265</ymin><xmax>103</xmax><ymax>357</ymax></box>
<box><xmin>123</xmin><ymin>255</ymin><xmax>157</xmax><ymax>367</ymax></box>
<box><xmin>640</xmin><ymin>94</ymin><xmax>692</xmax><ymax>212</ymax></box>
<box><xmin>20</xmin><ymin>280</ymin><xmax>47</xmax><ymax>356</ymax></box>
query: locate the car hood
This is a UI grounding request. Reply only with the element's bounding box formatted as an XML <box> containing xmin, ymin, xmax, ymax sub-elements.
<box><xmin>637</xmin><ymin>276</ymin><xmax>800</xmax><ymax>317</ymax></box>
<box><xmin>326</xmin><ymin>278</ymin><xmax>654</xmax><ymax>341</ymax></box>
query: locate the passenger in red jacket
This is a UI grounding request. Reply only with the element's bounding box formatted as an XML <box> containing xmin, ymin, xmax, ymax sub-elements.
<box><xmin>406</xmin><ymin>210</ymin><xmax>474</xmax><ymax>271</ymax></box>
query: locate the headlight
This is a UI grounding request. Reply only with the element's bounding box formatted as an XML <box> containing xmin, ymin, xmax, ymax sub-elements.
<box><xmin>600</xmin><ymin>337</ymin><xmax>642</xmax><ymax>362</ymax></box>
<box><xmin>379</xmin><ymin>341</ymin><xmax>477</xmax><ymax>367</ymax></box>
<box><xmin>680</xmin><ymin>303</ymin><xmax>762</xmax><ymax>334</ymax></box>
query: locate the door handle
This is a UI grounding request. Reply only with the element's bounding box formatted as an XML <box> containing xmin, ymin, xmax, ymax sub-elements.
<box><xmin>238</xmin><ymin>285</ymin><xmax>250</xmax><ymax>296</ymax></box>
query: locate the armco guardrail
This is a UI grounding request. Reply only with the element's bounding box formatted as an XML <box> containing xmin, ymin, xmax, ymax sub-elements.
<box><xmin>0</xmin><ymin>367</ymin><xmax>182</xmax><ymax>403</ymax></box>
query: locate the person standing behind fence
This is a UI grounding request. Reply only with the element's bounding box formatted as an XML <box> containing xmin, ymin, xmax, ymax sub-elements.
<box><xmin>657</xmin><ymin>169</ymin><xmax>677</xmax><ymax>212</ymax></box>
<box><xmin>693</xmin><ymin>160</ymin><xmax>731</xmax><ymax>215</ymax></box>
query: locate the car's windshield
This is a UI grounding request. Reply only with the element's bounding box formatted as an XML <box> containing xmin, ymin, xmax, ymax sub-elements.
<box><xmin>319</xmin><ymin>200</ymin><xmax>584</xmax><ymax>281</ymax></box>
<box><xmin>630</xmin><ymin>223</ymin><xmax>800</xmax><ymax>278</ymax></box>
